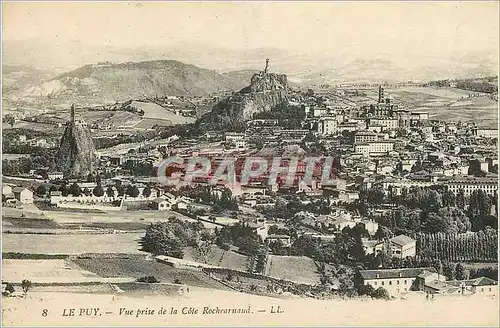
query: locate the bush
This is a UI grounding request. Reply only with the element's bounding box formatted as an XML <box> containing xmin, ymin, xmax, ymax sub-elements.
<box><xmin>21</xmin><ymin>279</ymin><xmax>32</xmax><ymax>297</ymax></box>
<box><xmin>3</xmin><ymin>283</ymin><xmax>15</xmax><ymax>296</ymax></box>
<box><xmin>372</xmin><ymin>287</ymin><xmax>390</xmax><ymax>300</ymax></box>
<box><xmin>358</xmin><ymin>284</ymin><xmax>376</xmax><ymax>297</ymax></box>
<box><xmin>220</xmin><ymin>243</ymin><xmax>231</xmax><ymax>251</ymax></box>
<box><xmin>136</xmin><ymin>276</ymin><xmax>160</xmax><ymax>283</ymax></box>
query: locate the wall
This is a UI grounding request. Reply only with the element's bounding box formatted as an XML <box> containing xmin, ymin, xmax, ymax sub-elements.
<box><xmin>365</xmin><ymin>277</ymin><xmax>416</xmax><ymax>296</ymax></box>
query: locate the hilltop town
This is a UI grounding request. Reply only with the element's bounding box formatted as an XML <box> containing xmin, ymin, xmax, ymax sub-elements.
<box><xmin>2</xmin><ymin>58</ymin><xmax>498</xmax><ymax>305</ymax></box>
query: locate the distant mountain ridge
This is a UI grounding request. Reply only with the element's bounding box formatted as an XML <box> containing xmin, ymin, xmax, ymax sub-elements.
<box><xmin>4</xmin><ymin>39</ymin><xmax>496</xmax><ymax>86</ymax></box>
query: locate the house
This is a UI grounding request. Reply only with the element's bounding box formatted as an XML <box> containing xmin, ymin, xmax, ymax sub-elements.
<box><xmin>448</xmin><ymin>277</ymin><xmax>498</xmax><ymax>296</ymax></box>
<box><xmin>12</xmin><ymin>187</ymin><xmax>34</xmax><ymax>204</ymax></box>
<box><xmin>176</xmin><ymin>196</ymin><xmax>193</xmax><ymax>210</ymax></box>
<box><xmin>151</xmin><ymin>198</ymin><xmax>171</xmax><ymax>211</ymax></box>
<box><xmin>421</xmin><ymin>276</ymin><xmax>498</xmax><ymax>297</ymax></box>
<box><xmin>374</xmin><ymin>234</ymin><xmax>416</xmax><ymax>258</ymax></box>
<box><xmin>444</xmin><ymin>176</ymin><xmax>498</xmax><ymax>197</ymax></box>
<box><xmin>2</xmin><ymin>185</ymin><xmax>13</xmax><ymax>196</ymax></box>
<box><xmin>361</xmin><ymin>238</ymin><xmax>379</xmax><ymax>255</ymax></box>
<box><xmin>359</xmin><ymin>267</ymin><xmax>442</xmax><ymax>297</ymax></box>
<box><xmin>48</xmin><ymin>172</ymin><xmax>64</xmax><ymax>180</ymax></box>
<box><xmin>266</xmin><ymin>235</ymin><xmax>292</xmax><ymax>247</ymax></box>
<box><xmin>473</xmin><ymin>128</ymin><xmax>498</xmax><ymax>139</ymax></box>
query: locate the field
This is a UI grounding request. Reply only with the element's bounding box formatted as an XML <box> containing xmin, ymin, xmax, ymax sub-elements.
<box><xmin>2</xmin><ymin>120</ymin><xmax>63</xmax><ymax>135</ymax></box>
<box><xmin>3</xmin><ymin>217</ymin><xmax>63</xmax><ymax>229</ymax></box>
<box><xmin>1</xmin><ymin>154</ymin><xmax>30</xmax><ymax>160</ymax></box>
<box><xmin>72</xmin><ymin>257</ymin><xmax>230</xmax><ymax>290</ymax></box>
<box><xmin>2</xmin><ymin>233</ymin><xmax>145</xmax><ymax>255</ymax></box>
<box><xmin>3</xmin><ymin>207</ymin><xmax>223</xmax><ymax>231</ymax></box>
<box><xmin>388</xmin><ymin>86</ymin><xmax>498</xmax><ymax>128</ymax></box>
<box><xmin>129</xmin><ymin>100</ymin><xmax>196</xmax><ymax>124</ymax></box>
<box><xmin>2</xmin><ymin>259</ymin><xmax>101</xmax><ymax>283</ymax></box>
<box><xmin>184</xmin><ymin>246</ymin><xmax>248</xmax><ymax>271</ymax></box>
<box><xmin>266</xmin><ymin>255</ymin><xmax>320</xmax><ymax>285</ymax></box>
<box><xmin>133</xmin><ymin>118</ymin><xmax>172</xmax><ymax>129</ymax></box>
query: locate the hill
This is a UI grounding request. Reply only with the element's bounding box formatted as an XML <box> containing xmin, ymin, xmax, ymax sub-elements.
<box><xmin>295</xmin><ymin>53</ymin><xmax>499</xmax><ymax>85</ymax></box>
<box><xmin>8</xmin><ymin>60</ymin><xmax>251</xmax><ymax>105</ymax></box>
<box><xmin>197</xmin><ymin>69</ymin><xmax>289</xmax><ymax>131</ymax></box>
<box><xmin>2</xmin><ymin>65</ymin><xmax>54</xmax><ymax>95</ymax></box>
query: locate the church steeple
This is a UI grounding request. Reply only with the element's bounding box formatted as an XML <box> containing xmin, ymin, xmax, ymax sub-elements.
<box><xmin>378</xmin><ymin>85</ymin><xmax>385</xmax><ymax>103</ymax></box>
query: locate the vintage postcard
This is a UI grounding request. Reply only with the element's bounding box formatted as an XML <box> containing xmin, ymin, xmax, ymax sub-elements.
<box><xmin>1</xmin><ymin>1</ymin><xmax>499</xmax><ymax>326</ymax></box>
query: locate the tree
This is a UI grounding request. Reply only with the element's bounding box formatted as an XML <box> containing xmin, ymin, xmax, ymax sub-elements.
<box><xmin>137</xmin><ymin>276</ymin><xmax>160</xmax><ymax>283</ymax></box>
<box><xmin>436</xmin><ymin>207</ymin><xmax>471</xmax><ymax>233</ymax></box>
<box><xmin>142</xmin><ymin>185</ymin><xmax>152</xmax><ymax>198</ymax></box>
<box><xmin>21</xmin><ymin>279</ymin><xmax>32</xmax><ymax>298</ymax></box>
<box><xmin>332</xmin><ymin>266</ymin><xmax>357</xmax><ymax>297</ymax></box>
<box><xmin>269</xmin><ymin>239</ymin><xmax>288</xmax><ymax>255</ymax></box>
<box><xmin>454</xmin><ymin>263</ymin><xmax>470</xmax><ymax>280</ymax></box>
<box><xmin>376</xmin><ymin>250</ymin><xmax>393</xmax><ymax>268</ymax></box>
<box><xmin>367</xmin><ymin>186</ymin><xmax>385</xmax><ymax>205</ymax></box>
<box><xmin>86</xmin><ymin>173</ymin><xmax>95</xmax><ymax>182</ymax></box>
<box><xmin>442</xmin><ymin>189</ymin><xmax>456</xmax><ymax>207</ymax></box>
<box><xmin>116</xmin><ymin>184</ymin><xmax>125</xmax><ymax>197</ymax></box>
<box><xmin>59</xmin><ymin>184</ymin><xmax>68</xmax><ymax>196</ymax></box>
<box><xmin>36</xmin><ymin>185</ymin><xmax>47</xmax><ymax>196</ymax></box>
<box><xmin>194</xmin><ymin>231</ymin><xmax>216</xmax><ymax>264</ymax></box>
<box><xmin>374</xmin><ymin>226</ymin><xmax>393</xmax><ymax>240</ymax></box>
<box><xmin>421</xmin><ymin>212</ymin><xmax>452</xmax><ymax>234</ymax></box>
<box><xmin>235</xmin><ymin>234</ymin><xmax>261</xmax><ymax>255</ymax></box>
<box><xmin>68</xmin><ymin>183</ymin><xmax>81</xmax><ymax>196</ymax></box>
<box><xmin>106</xmin><ymin>186</ymin><xmax>115</xmax><ymax>197</ymax></box>
<box><xmin>443</xmin><ymin>262</ymin><xmax>455</xmax><ymax>280</ymax></box>
<box><xmin>126</xmin><ymin>184</ymin><xmax>140</xmax><ymax>198</ymax></box>
<box><xmin>3</xmin><ymin>283</ymin><xmax>15</xmax><ymax>296</ymax></box>
<box><xmin>351</xmin><ymin>235</ymin><xmax>366</xmax><ymax>262</ymax></box>
<box><xmin>290</xmin><ymin>235</ymin><xmax>322</xmax><ymax>260</ymax></box>
<box><xmin>4</xmin><ymin>114</ymin><xmax>15</xmax><ymax>127</ymax></box>
<box><xmin>93</xmin><ymin>185</ymin><xmax>104</xmax><ymax>197</ymax></box>
<box><xmin>254</xmin><ymin>245</ymin><xmax>267</xmax><ymax>274</ymax></box>
<box><xmin>468</xmin><ymin>190</ymin><xmax>493</xmax><ymax>231</ymax></box>
<box><xmin>456</xmin><ymin>189</ymin><xmax>466</xmax><ymax>209</ymax></box>
<box><xmin>141</xmin><ymin>221</ymin><xmax>193</xmax><ymax>258</ymax></box>
<box><xmin>358</xmin><ymin>284</ymin><xmax>376</xmax><ymax>297</ymax></box>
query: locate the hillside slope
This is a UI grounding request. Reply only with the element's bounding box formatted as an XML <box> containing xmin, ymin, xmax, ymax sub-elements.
<box><xmin>9</xmin><ymin>60</ymin><xmax>250</xmax><ymax>105</ymax></box>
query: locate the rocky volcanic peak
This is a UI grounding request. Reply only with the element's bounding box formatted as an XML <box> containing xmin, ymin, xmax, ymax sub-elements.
<box><xmin>57</xmin><ymin>107</ymin><xmax>97</xmax><ymax>178</ymax></box>
<box><xmin>197</xmin><ymin>67</ymin><xmax>290</xmax><ymax>131</ymax></box>
<box><xmin>247</xmin><ymin>72</ymin><xmax>288</xmax><ymax>93</ymax></box>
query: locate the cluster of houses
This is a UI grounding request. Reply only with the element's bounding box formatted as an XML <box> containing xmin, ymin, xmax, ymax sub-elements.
<box><xmin>359</xmin><ymin>267</ymin><xmax>498</xmax><ymax>298</ymax></box>
<box><xmin>2</xmin><ymin>185</ymin><xmax>33</xmax><ymax>205</ymax></box>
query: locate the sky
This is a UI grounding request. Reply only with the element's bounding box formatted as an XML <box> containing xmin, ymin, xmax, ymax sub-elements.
<box><xmin>3</xmin><ymin>1</ymin><xmax>499</xmax><ymax>59</ymax></box>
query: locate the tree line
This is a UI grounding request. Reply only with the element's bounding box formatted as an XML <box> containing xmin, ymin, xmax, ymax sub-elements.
<box><xmin>416</xmin><ymin>228</ymin><xmax>498</xmax><ymax>262</ymax></box>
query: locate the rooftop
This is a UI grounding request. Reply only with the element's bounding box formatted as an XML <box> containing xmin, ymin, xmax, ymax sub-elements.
<box><xmin>447</xmin><ymin>276</ymin><xmax>498</xmax><ymax>287</ymax></box>
<box><xmin>360</xmin><ymin>267</ymin><xmax>437</xmax><ymax>280</ymax></box>
<box><xmin>390</xmin><ymin>234</ymin><xmax>415</xmax><ymax>247</ymax></box>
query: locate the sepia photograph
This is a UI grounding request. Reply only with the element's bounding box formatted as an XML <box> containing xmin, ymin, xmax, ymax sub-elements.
<box><xmin>1</xmin><ymin>1</ymin><xmax>499</xmax><ymax>326</ymax></box>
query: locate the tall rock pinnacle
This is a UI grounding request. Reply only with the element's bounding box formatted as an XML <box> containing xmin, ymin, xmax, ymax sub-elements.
<box><xmin>57</xmin><ymin>104</ymin><xmax>97</xmax><ymax>178</ymax></box>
